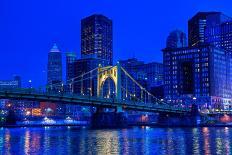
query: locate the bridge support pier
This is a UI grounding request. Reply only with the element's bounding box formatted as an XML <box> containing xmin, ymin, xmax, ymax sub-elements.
<box><xmin>91</xmin><ymin>107</ymin><xmax>127</xmax><ymax>129</ymax></box>
<box><xmin>157</xmin><ymin>104</ymin><xmax>200</xmax><ymax>127</ymax></box>
<box><xmin>157</xmin><ymin>113</ymin><xmax>199</xmax><ymax>127</ymax></box>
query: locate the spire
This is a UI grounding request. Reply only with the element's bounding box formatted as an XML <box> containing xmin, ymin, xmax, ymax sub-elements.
<box><xmin>50</xmin><ymin>43</ymin><xmax>60</xmax><ymax>52</ymax></box>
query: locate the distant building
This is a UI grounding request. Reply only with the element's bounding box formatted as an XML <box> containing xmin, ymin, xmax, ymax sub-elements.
<box><xmin>73</xmin><ymin>58</ymin><xmax>108</xmax><ymax>96</ymax></box>
<box><xmin>119</xmin><ymin>58</ymin><xmax>163</xmax><ymax>98</ymax></box>
<box><xmin>188</xmin><ymin>12</ymin><xmax>231</xmax><ymax>47</ymax></box>
<box><xmin>81</xmin><ymin>14</ymin><xmax>113</xmax><ymax>65</ymax></box>
<box><xmin>166</xmin><ymin>30</ymin><xmax>187</xmax><ymax>49</ymax></box>
<box><xmin>66</xmin><ymin>52</ymin><xmax>77</xmax><ymax>82</ymax></box>
<box><xmin>0</xmin><ymin>75</ymin><xmax>21</xmax><ymax>89</ymax></box>
<box><xmin>47</xmin><ymin>43</ymin><xmax>62</xmax><ymax>89</ymax></box>
<box><xmin>163</xmin><ymin>45</ymin><xmax>232</xmax><ymax>110</ymax></box>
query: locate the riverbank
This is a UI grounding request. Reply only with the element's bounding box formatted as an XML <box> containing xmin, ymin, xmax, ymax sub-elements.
<box><xmin>2</xmin><ymin>122</ymin><xmax>232</xmax><ymax>128</ymax></box>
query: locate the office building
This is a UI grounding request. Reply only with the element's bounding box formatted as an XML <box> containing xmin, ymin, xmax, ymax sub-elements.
<box><xmin>205</xmin><ymin>20</ymin><xmax>232</xmax><ymax>55</ymax></box>
<box><xmin>163</xmin><ymin>45</ymin><xmax>232</xmax><ymax>110</ymax></box>
<box><xmin>0</xmin><ymin>76</ymin><xmax>21</xmax><ymax>89</ymax></box>
<box><xmin>66</xmin><ymin>52</ymin><xmax>77</xmax><ymax>82</ymax></box>
<box><xmin>81</xmin><ymin>14</ymin><xmax>113</xmax><ymax>65</ymax></box>
<box><xmin>119</xmin><ymin>58</ymin><xmax>163</xmax><ymax>99</ymax></box>
<box><xmin>47</xmin><ymin>43</ymin><xmax>62</xmax><ymax>89</ymax></box>
<box><xmin>188</xmin><ymin>12</ymin><xmax>231</xmax><ymax>47</ymax></box>
<box><xmin>166</xmin><ymin>30</ymin><xmax>187</xmax><ymax>49</ymax></box>
<box><xmin>73</xmin><ymin>58</ymin><xmax>108</xmax><ymax>96</ymax></box>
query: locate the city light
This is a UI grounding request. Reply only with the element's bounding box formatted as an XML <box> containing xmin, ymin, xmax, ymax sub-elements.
<box><xmin>1</xmin><ymin>1</ymin><xmax>232</xmax><ymax>154</ymax></box>
<box><xmin>25</xmin><ymin>111</ymin><xmax>31</xmax><ymax>116</ymax></box>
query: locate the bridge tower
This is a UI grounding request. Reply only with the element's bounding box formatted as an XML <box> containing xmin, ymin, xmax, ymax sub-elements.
<box><xmin>97</xmin><ymin>63</ymin><xmax>122</xmax><ymax>111</ymax></box>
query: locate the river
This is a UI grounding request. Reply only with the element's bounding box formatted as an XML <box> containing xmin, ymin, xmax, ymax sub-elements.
<box><xmin>0</xmin><ymin>126</ymin><xmax>231</xmax><ymax>154</ymax></box>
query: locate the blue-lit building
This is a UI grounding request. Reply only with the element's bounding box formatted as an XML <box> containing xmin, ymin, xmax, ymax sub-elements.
<box><xmin>119</xmin><ymin>58</ymin><xmax>163</xmax><ymax>98</ymax></box>
<box><xmin>73</xmin><ymin>58</ymin><xmax>108</xmax><ymax>96</ymax></box>
<box><xmin>66</xmin><ymin>52</ymin><xmax>77</xmax><ymax>82</ymax></box>
<box><xmin>188</xmin><ymin>12</ymin><xmax>232</xmax><ymax>47</ymax></box>
<box><xmin>47</xmin><ymin>43</ymin><xmax>62</xmax><ymax>88</ymax></box>
<box><xmin>81</xmin><ymin>14</ymin><xmax>113</xmax><ymax>65</ymax></box>
<box><xmin>163</xmin><ymin>45</ymin><xmax>232</xmax><ymax>110</ymax></box>
<box><xmin>166</xmin><ymin>30</ymin><xmax>187</xmax><ymax>49</ymax></box>
<box><xmin>163</xmin><ymin>12</ymin><xmax>232</xmax><ymax>110</ymax></box>
<box><xmin>205</xmin><ymin>20</ymin><xmax>232</xmax><ymax>55</ymax></box>
<box><xmin>0</xmin><ymin>75</ymin><xmax>21</xmax><ymax>89</ymax></box>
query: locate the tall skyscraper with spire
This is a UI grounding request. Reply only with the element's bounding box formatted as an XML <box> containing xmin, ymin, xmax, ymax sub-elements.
<box><xmin>47</xmin><ymin>43</ymin><xmax>62</xmax><ymax>86</ymax></box>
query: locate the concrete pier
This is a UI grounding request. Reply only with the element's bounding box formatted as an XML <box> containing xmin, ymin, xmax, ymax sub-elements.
<box><xmin>91</xmin><ymin>112</ymin><xmax>127</xmax><ymax>128</ymax></box>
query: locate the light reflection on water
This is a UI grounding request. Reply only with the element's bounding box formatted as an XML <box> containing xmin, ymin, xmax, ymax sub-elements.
<box><xmin>0</xmin><ymin>127</ymin><xmax>232</xmax><ymax>154</ymax></box>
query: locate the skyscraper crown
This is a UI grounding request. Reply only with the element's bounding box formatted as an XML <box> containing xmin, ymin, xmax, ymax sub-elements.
<box><xmin>50</xmin><ymin>43</ymin><xmax>60</xmax><ymax>53</ymax></box>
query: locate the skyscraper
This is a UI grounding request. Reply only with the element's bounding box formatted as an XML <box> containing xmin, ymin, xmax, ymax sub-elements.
<box><xmin>47</xmin><ymin>43</ymin><xmax>62</xmax><ymax>86</ymax></box>
<box><xmin>119</xmin><ymin>58</ymin><xmax>163</xmax><ymax>99</ymax></box>
<box><xmin>166</xmin><ymin>30</ymin><xmax>187</xmax><ymax>49</ymax></box>
<box><xmin>81</xmin><ymin>14</ymin><xmax>113</xmax><ymax>65</ymax></box>
<box><xmin>66</xmin><ymin>52</ymin><xmax>77</xmax><ymax>82</ymax></box>
<box><xmin>205</xmin><ymin>20</ymin><xmax>232</xmax><ymax>55</ymax></box>
<box><xmin>73</xmin><ymin>58</ymin><xmax>108</xmax><ymax>96</ymax></box>
<box><xmin>163</xmin><ymin>45</ymin><xmax>232</xmax><ymax>110</ymax></box>
<box><xmin>188</xmin><ymin>12</ymin><xmax>227</xmax><ymax>47</ymax></box>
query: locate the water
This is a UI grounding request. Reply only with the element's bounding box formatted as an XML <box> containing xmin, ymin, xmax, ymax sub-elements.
<box><xmin>0</xmin><ymin>126</ymin><xmax>231</xmax><ymax>155</ymax></box>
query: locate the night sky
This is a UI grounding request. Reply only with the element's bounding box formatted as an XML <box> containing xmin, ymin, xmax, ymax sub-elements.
<box><xmin>0</xmin><ymin>0</ymin><xmax>232</xmax><ymax>87</ymax></box>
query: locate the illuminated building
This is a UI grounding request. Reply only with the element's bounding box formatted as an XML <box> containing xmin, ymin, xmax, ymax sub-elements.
<box><xmin>47</xmin><ymin>43</ymin><xmax>62</xmax><ymax>88</ymax></box>
<box><xmin>118</xmin><ymin>58</ymin><xmax>163</xmax><ymax>99</ymax></box>
<box><xmin>0</xmin><ymin>75</ymin><xmax>21</xmax><ymax>89</ymax></box>
<box><xmin>205</xmin><ymin>20</ymin><xmax>232</xmax><ymax>55</ymax></box>
<box><xmin>66</xmin><ymin>52</ymin><xmax>77</xmax><ymax>82</ymax></box>
<box><xmin>73</xmin><ymin>58</ymin><xmax>108</xmax><ymax>96</ymax></box>
<box><xmin>166</xmin><ymin>30</ymin><xmax>187</xmax><ymax>49</ymax></box>
<box><xmin>163</xmin><ymin>45</ymin><xmax>232</xmax><ymax>109</ymax></box>
<box><xmin>188</xmin><ymin>12</ymin><xmax>231</xmax><ymax>47</ymax></box>
<box><xmin>119</xmin><ymin>58</ymin><xmax>163</xmax><ymax>92</ymax></box>
<box><xmin>81</xmin><ymin>14</ymin><xmax>113</xmax><ymax>65</ymax></box>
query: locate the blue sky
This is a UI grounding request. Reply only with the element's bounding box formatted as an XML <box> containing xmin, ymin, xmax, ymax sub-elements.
<box><xmin>0</xmin><ymin>0</ymin><xmax>232</xmax><ymax>87</ymax></box>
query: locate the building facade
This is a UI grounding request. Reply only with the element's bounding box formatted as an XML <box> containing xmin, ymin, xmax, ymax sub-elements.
<box><xmin>188</xmin><ymin>12</ymin><xmax>231</xmax><ymax>47</ymax></box>
<box><xmin>205</xmin><ymin>21</ymin><xmax>232</xmax><ymax>55</ymax></box>
<box><xmin>0</xmin><ymin>76</ymin><xmax>21</xmax><ymax>89</ymax></box>
<box><xmin>166</xmin><ymin>30</ymin><xmax>187</xmax><ymax>49</ymax></box>
<box><xmin>47</xmin><ymin>43</ymin><xmax>62</xmax><ymax>88</ymax></box>
<box><xmin>66</xmin><ymin>52</ymin><xmax>77</xmax><ymax>82</ymax></box>
<box><xmin>81</xmin><ymin>14</ymin><xmax>113</xmax><ymax>65</ymax></box>
<box><xmin>73</xmin><ymin>58</ymin><xmax>108</xmax><ymax>96</ymax></box>
<box><xmin>119</xmin><ymin>58</ymin><xmax>163</xmax><ymax>99</ymax></box>
<box><xmin>163</xmin><ymin>45</ymin><xmax>232</xmax><ymax>110</ymax></box>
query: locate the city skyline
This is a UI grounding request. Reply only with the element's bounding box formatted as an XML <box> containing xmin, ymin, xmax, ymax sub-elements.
<box><xmin>1</xmin><ymin>1</ymin><xmax>232</xmax><ymax>87</ymax></box>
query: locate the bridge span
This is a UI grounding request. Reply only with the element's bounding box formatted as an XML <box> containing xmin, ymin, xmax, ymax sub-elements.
<box><xmin>0</xmin><ymin>89</ymin><xmax>190</xmax><ymax>114</ymax></box>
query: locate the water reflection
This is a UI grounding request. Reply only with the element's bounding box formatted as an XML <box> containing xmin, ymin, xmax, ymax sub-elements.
<box><xmin>0</xmin><ymin>127</ymin><xmax>232</xmax><ymax>154</ymax></box>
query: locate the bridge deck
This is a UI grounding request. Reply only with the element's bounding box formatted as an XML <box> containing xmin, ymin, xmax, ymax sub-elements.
<box><xmin>0</xmin><ymin>90</ymin><xmax>190</xmax><ymax>114</ymax></box>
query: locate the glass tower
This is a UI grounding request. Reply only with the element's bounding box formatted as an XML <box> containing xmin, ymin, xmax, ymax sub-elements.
<box><xmin>188</xmin><ymin>12</ymin><xmax>223</xmax><ymax>47</ymax></box>
<box><xmin>47</xmin><ymin>43</ymin><xmax>62</xmax><ymax>86</ymax></box>
<box><xmin>166</xmin><ymin>30</ymin><xmax>187</xmax><ymax>49</ymax></box>
<box><xmin>81</xmin><ymin>14</ymin><xmax>113</xmax><ymax>65</ymax></box>
<box><xmin>66</xmin><ymin>52</ymin><xmax>77</xmax><ymax>82</ymax></box>
<box><xmin>163</xmin><ymin>45</ymin><xmax>232</xmax><ymax>110</ymax></box>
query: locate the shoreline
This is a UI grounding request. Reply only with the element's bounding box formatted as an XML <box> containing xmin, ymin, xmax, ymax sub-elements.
<box><xmin>1</xmin><ymin>123</ymin><xmax>232</xmax><ymax>128</ymax></box>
